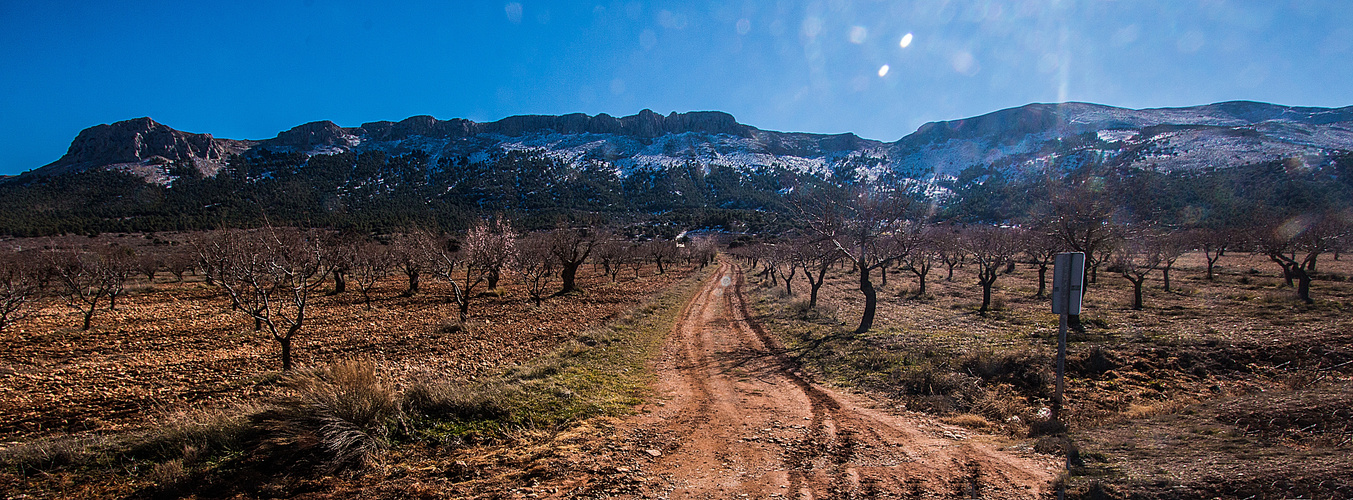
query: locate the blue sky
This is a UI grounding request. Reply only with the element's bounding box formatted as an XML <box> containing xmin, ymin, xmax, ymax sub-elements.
<box><xmin>2</xmin><ymin>0</ymin><xmax>1351</xmax><ymax>175</ymax></box>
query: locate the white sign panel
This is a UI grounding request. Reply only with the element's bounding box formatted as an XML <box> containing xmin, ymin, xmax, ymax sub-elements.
<box><xmin>1052</xmin><ymin>252</ymin><xmax>1085</xmax><ymax>315</ymax></box>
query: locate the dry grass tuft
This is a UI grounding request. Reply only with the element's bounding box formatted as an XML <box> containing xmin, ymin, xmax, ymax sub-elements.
<box><xmin>0</xmin><ymin>434</ymin><xmax>113</xmax><ymax>472</ymax></box>
<box><xmin>252</xmin><ymin>359</ymin><xmax>397</xmax><ymax>473</ymax></box>
<box><xmin>402</xmin><ymin>378</ymin><xmax>515</xmax><ymax>422</ymax></box>
<box><xmin>942</xmin><ymin>413</ymin><xmax>998</xmax><ymax>432</ymax></box>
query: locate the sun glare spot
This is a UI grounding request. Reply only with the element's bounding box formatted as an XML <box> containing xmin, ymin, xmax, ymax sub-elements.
<box><xmin>849</xmin><ymin>26</ymin><xmax>868</xmax><ymax>44</ymax></box>
<box><xmin>801</xmin><ymin>17</ymin><xmax>822</xmax><ymax>38</ymax></box>
<box><xmin>878</xmin><ymin>64</ymin><xmax>890</xmax><ymax>77</ymax></box>
<box><xmin>952</xmin><ymin>51</ymin><xmax>979</xmax><ymax>76</ymax></box>
<box><xmin>504</xmin><ymin>3</ymin><xmax>523</xmax><ymax>24</ymax></box>
<box><xmin>736</xmin><ymin>18</ymin><xmax>751</xmax><ymax>35</ymax></box>
<box><xmin>899</xmin><ymin>32</ymin><xmax>913</xmax><ymax>48</ymax></box>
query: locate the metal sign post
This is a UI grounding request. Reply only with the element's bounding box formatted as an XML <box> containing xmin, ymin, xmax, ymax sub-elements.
<box><xmin>1050</xmin><ymin>252</ymin><xmax>1084</xmax><ymax>423</ymax></box>
<box><xmin>1051</xmin><ymin>252</ymin><xmax>1084</xmax><ymax>498</ymax></box>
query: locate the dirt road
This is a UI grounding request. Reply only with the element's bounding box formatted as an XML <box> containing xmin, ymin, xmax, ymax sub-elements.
<box><xmin>545</xmin><ymin>262</ymin><xmax>1058</xmax><ymax>499</ymax></box>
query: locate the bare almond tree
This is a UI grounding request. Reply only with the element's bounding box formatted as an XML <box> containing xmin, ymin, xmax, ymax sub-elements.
<box><xmin>594</xmin><ymin>238</ymin><xmax>626</xmax><ymax>282</ymax></box>
<box><xmin>1046</xmin><ymin>185</ymin><xmax>1118</xmax><ymax>289</ymax></box>
<box><xmin>350</xmin><ymin>238</ymin><xmax>393</xmax><ymax>309</ymax></box>
<box><xmin>899</xmin><ymin>228</ymin><xmax>938</xmax><ymax>297</ymax></box>
<box><xmin>136</xmin><ymin>252</ymin><xmax>163</xmax><ymax>283</ymax></box>
<box><xmin>962</xmin><ymin>225</ymin><xmax>1024</xmax><ymax>314</ymax></box>
<box><xmin>1116</xmin><ymin>229</ymin><xmax>1164</xmax><ymax>310</ymax></box>
<box><xmin>515</xmin><ymin>233</ymin><xmax>558</xmax><ymax>306</ymax></box>
<box><xmin>1257</xmin><ymin>213</ymin><xmax>1347</xmax><ymax>304</ymax></box>
<box><xmin>626</xmin><ymin>243</ymin><xmax>647</xmax><ymax>279</ymax></box>
<box><xmin>548</xmin><ymin>227</ymin><xmax>596</xmax><ymax>295</ymax></box>
<box><xmin>442</xmin><ymin>218</ymin><xmax>519</xmax><ymax>322</ymax></box>
<box><xmin>470</xmin><ymin>217</ymin><xmax>517</xmax><ymax>290</ymax></box>
<box><xmin>936</xmin><ymin>229</ymin><xmax>967</xmax><ymax>282</ymax></box>
<box><xmin>646</xmin><ymin>239</ymin><xmax>676</xmax><ymax>275</ymax></box>
<box><xmin>0</xmin><ymin>247</ymin><xmax>43</xmax><ymax>334</ymax></box>
<box><xmin>1157</xmin><ymin>231</ymin><xmax>1188</xmax><ymax>292</ymax></box>
<box><xmin>803</xmin><ymin>184</ymin><xmax>915</xmax><ymax>333</ymax></box>
<box><xmin>164</xmin><ymin>249</ymin><xmax>195</xmax><ymax>283</ymax></box>
<box><xmin>215</xmin><ymin>228</ymin><xmax>330</xmax><ymax>371</ymax></box>
<box><xmin>1022</xmin><ymin>229</ymin><xmax>1061</xmax><ymax>298</ymax></box>
<box><xmin>793</xmin><ymin>236</ymin><xmax>840</xmax><ymax>310</ymax></box>
<box><xmin>46</xmin><ymin>245</ymin><xmax>117</xmax><ymax>330</ymax></box>
<box><xmin>390</xmin><ymin>229</ymin><xmax>434</xmax><ymax>297</ymax></box>
<box><xmin>323</xmin><ymin>231</ymin><xmax>363</xmax><ymax>296</ymax></box>
<box><xmin>101</xmin><ymin>244</ymin><xmax>136</xmax><ymax>311</ymax></box>
<box><xmin>1193</xmin><ymin>227</ymin><xmax>1233</xmax><ymax>281</ymax></box>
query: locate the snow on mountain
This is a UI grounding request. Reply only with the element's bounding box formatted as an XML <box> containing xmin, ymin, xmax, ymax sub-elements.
<box><xmin>18</xmin><ymin>101</ymin><xmax>1353</xmax><ymax>188</ymax></box>
<box><xmin>889</xmin><ymin>101</ymin><xmax>1353</xmax><ymax>177</ymax></box>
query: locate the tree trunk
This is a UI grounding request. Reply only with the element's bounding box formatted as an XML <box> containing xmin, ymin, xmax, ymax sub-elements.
<box><xmin>807</xmin><ymin>264</ymin><xmax>828</xmax><ymax>309</ymax></box>
<box><xmin>1205</xmin><ymin>250</ymin><xmax>1222</xmax><ymax>280</ymax></box>
<box><xmin>1161</xmin><ymin>267</ymin><xmax>1171</xmax><ymax>292</ymax></box>
<box><xmin>1131</xmin><ymin>278</ymin><xmax>1144</xmax><ymax>310</ymax></box>
<box><xmin>979</xmin><ymin>279</ymin><xmax>993</xmax><ymax>313</ymax></box>
<box><xmin>82</xmin><ymin>307</ymin><xmax>95</xmax><ymax>330</ymax></box>
<box><xmin>560</xmin><ymin>262</ymin><xmax>581</xmax><ymax>294</ymax></box>
<box><xmin>1295</xmin><ymin>268</ymin><xmax>1313</xmax><ymax>304</ymax></box>
<box><xmin>855</xmin><ymin>262</ymin><xmax>876</xmax><ymax>334</ymax></box>
<box><xmin>488</xmin><ymin>268</ymin><xmax>501</xmax><ymax>289</ymax></box>
<box><xmin>404</xmin><ymin>270</ymin><xmax>420</xmax><ymax>297</ymax></box>
<box><xmin>280</xmin><ymin>336</ymin><xmax>293</xmax><ymax>371</ymax></box>
<box><xmin>879</xmin><ymin>266</ymin><xmax>887</xmax><ymax>287</ymax></box>
<box><xmin>1036</xmin><ymin>264</ymin><xmax>1048</xmax><ymax>298</ymax></box>
<box><xmin>330</xmin><ymin>270</ymin><xmax>347</xmax><ymax>295</ymax></box>
<box><xmin>915</xmin><ymin>271</ymin><xmax>927</xmax><ymax>296</ymax></box>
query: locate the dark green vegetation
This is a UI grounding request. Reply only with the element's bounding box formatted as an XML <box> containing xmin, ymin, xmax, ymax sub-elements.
<box><xmin>3</xmin><ymin>148</ymin><xmax>1349</xmax><ymax>238</ymax></box>
<box><xmin>0</xmin><ymin>151</ymin><xmax>796</xmax><ymax>237</ymax></box>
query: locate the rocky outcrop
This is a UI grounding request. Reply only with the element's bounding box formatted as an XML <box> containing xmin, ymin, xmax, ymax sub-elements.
<box><xmin>268</xmin><ymin>120</ymin><xmax>359</xmax><ymax>150</ymax></box>
<box><xmin>33</xmin><ymin>117</ymin><xmax>250</xmax><ymax>178</ymax></box>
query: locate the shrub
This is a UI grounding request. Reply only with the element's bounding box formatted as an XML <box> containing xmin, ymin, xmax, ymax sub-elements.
<box><xmin>251</xmin><ymin>359</ymin><xmax>397</xmax><ymax>473</ymax></box>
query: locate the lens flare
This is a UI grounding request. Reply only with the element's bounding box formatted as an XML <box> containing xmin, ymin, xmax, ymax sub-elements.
<box><xmin>899</xmin><ymin>32</ymin><xmax>913</xmax><ymax>48</ymax></box>
<box><xmin>878</xmin><ymin>64</ymin><xmax>890</xmax><ymax>77</ymax></box>
<box><xmin>850</xmin><ymin>26</ymin><xmax>868</xmax><ymax>44</ymax></box>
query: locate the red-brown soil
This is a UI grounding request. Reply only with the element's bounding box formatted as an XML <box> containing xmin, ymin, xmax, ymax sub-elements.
<box><xmin>521</xmin><ymin>262</ymin><xmax>1057</xmax><ymax>498</ymax></box>
<box><xmin>0</xmin><ymin>261</ymin><xmax>697</xmax><ymax>442</ymax></box>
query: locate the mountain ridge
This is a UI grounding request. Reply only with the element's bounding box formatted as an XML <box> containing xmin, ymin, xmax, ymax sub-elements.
<box><xmin>21</xmin><ymin>100</ymin><xmax>1353</xmax><ymax>186</ymax></box>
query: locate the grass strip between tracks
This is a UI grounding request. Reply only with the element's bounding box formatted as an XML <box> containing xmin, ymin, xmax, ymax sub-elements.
<box><xmin>406</xmin><ymin>262</ymin><xmax>717</xmax><ymax>442</ymax></box>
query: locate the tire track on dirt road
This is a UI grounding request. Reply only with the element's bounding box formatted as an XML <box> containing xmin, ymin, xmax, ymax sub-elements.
<box><xmin>551</xmin><ymin>261</ymin><xmax>1057</xmax><ymax>499</ymax></box>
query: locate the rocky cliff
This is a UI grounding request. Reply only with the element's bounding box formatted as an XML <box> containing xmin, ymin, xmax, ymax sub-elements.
<box><xmin>33</xmin><ymin>117</ymin><xmax>252</xmax><ymax>183</ymax></box>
